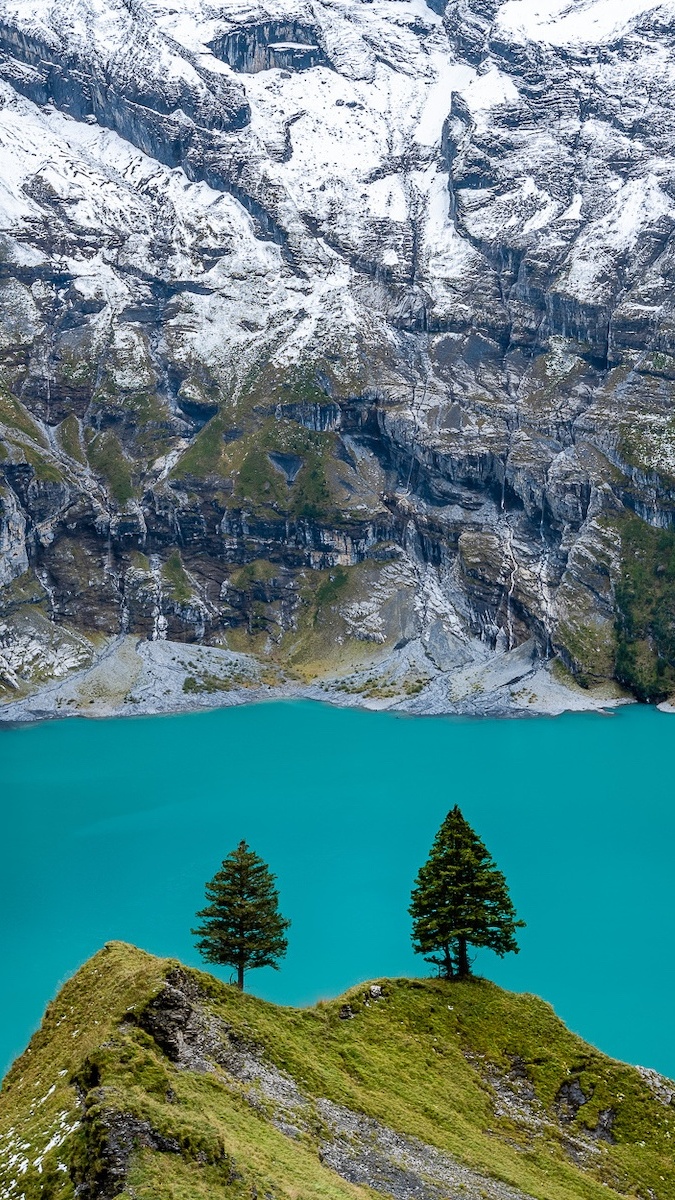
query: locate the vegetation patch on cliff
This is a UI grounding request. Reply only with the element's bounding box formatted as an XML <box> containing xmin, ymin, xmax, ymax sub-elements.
<box><xmin>85</xmin><ymin>430</ymin><xmax>135</xmax><ymax>506</ymax></box>
<box><xmin>618</xmin><ymin>416</ymin><xmax>675</xmax><ymax>484</ymax></box>
<box><xmin>171</xmin><ymin>413</ymin><xmax>228</xmax><ymax>480</ymax></box>
<box><xmin>235</xmin><ymin>358</ymin><xmax>364</xmax><ymax>415</ymax></box>
<box><xmin>162</xmin><ymin>551</ymin><xmax>193</xmax><ymax>605</ymax></box>
<box><xmin>0</xmin><ymin>384</ymin><xmax>46</xmax><ymax>447</ymax></box>
<box><xmin>555</xmin><ymin>618</ymin><xmax>616</xmax><ymax>687</ymax></box>
<box><xmin>232</xmin><ymin>420</ymin><xmax>337</xmax><ymax>523</ymax></box>
<box><xmin>169</xmin><ymin>360</ymin><xmax>351</xmax><ymax>527</ymax></box>
<box><xmin>614</xmin><ymin>513</ymin><xmax>675</xmax><ymax>701</ymax></box>
<box><xmin>57</xmin><ymin>415</ymin><xmax>86</xmax><ymax>464</ymax></box>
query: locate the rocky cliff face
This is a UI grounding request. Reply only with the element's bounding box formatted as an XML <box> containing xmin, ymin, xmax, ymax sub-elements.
<box><xmin>1</xmin><ymin>0</ymin><xmax>675</xmax><ymax>714</ymax></box>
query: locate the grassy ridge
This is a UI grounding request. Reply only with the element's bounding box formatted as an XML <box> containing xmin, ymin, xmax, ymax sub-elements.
<box><xmin>0</xmin><ymin>944</ymin><xmax>673</xmax><ymax>1200</ymax></box>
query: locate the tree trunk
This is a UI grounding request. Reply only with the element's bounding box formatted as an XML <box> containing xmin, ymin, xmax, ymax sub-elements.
<box><xmin>443</xmin><ymin>944</ymin><xmax>454</xmax><ymax>980</ymax></box>
<box><xmin>237</xmin><ymin>962</ymin><xmax>245</xmax><ymax>990</ymax></box>
<box><xmin>457</xmin><ymin>937</ymin><xmax>469</xmax><ymax>979</ymax></box>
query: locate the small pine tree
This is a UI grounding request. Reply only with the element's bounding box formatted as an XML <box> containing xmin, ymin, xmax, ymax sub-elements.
<box><xmin>192</xmin><ymin>841</ymin><xmax>290</xmax><ymax>990</ymax></box>
<box><xmin>409</xmin><ymin>806</ymin><xmax>524</xmax><ymax>979</ymax></box>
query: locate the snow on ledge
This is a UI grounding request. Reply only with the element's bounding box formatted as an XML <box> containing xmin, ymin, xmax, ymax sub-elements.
<box><xmin>496</xmin><ymin>0</ymin><xmax>673</xmax><ymax>46</ymax></box>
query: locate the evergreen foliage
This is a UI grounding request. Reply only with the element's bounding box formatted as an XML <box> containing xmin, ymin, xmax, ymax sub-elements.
<box><xmin>409</xmin><ymin>806</ymin><xmax>524</xmax><ymax>979</ymax></box>
<box><xmin>192</xmin><ymin>841</ymin><xmax>290</xmax><ymax>989</ymax></box>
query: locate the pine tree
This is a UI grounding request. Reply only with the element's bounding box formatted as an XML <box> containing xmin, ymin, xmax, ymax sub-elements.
<box><xmin>409</xmin><ymin>806</ymin><xmax>524</xmax><ymax>979</ymax></box>
<box><xmin>192</xmin><ymin>841</ymin><xmax>290</xmax><ymax>990</ymax></box>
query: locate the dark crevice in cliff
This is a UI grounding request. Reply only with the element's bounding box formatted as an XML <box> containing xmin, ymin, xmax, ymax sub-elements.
<box><xmin>209</xmin><ymin>22</ymin><xmax>330</xmax><ymax>74</ymax></box>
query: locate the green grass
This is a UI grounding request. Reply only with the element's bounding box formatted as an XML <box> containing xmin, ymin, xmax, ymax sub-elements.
<box><xmin>85</xmin><ymin>430</ymin><xmax>134</xmax><ymax>506</ymax></box>
<box><xmin>0</xmin><ymin>384</ymin><xmax>46</xmax><ymax>446</ymax></box>
<box><xmin>613</xmin><ymin>512</ymin><xmax>675</xmax><ymax>701</ymax></box>
<box><xmin>0</xmin><ymin>569</ymin><xmax>44</xmax><ymax>608</ymax></box>
<box><xmin>233</xmin><ymin>422</ymin><xmax>337</xmax><ymax>522</ymax></box>
<box><xmin>183</xmin><ymin>673</ymin><xmax>236</xmax><ymax>694</ymax></box>
<box><xmin>21</xmin><ymin>443</ymin><xmax>64</xmax><ymax>483</ymax></box>
<box><xmin>57</xmin><ymin>414</ymin><xmax>86</xmax><ymax>464</ymax></box>
<box><xmin>162</xmin><ymin>551</ymin><xmax>193</xmax><ymax>604</ymax></box>
<box><xmin>248</xmin><ymin>561</ymin><xmax>386</xmax><ymax>681</ymax></box>
<box><xmin>182</xmin><ymin>661</ymin><xmax>281</xmax><ymax>693</ymax></box>
<box><xmin>556</xmin><ymin>618</ymin><xmax>616</xmax><ymax>687</ymax></box>
<box><xmin>0</xmin><ymin>381</ymin><xmax>63</xmax><ymax>481</ymax></box>
<box><xmin>236</xmin><ymin>359</ymin><xmax>361</xmax><ymax>415</ymax></box>
<box><xmin>236</xmin><ymin>446</ymin><xmax>287</xmax><ymax>508</ymax></box>
<box><xmin>170</xmin><ymin>408</ymin><xmax>339</xmax><ymax>524</ymax></box>
<box><xmin>313</xmin><ymin>566</ymin><xmax>349</xmax><ymax>614</ymax></box>
<box><xmin>291</xmin><ymin>453</ymin><xmax>333</xmax><ymax>520</ymax></box>
<box><xmin>1</xmin><ymin>439</ymin><xmax>64</xmax><ymax>483</ymax></box>
<box><xmin>1</xmin><ymin>944</ymin><xmax>673</xmax><ymax>1200</ymax></box>
<box><xmin>130</xmin><ymin>550</ymin><xmax>151</xmax><ymax>571</ymax></box>
<box><xmin>171</xmin><ymin>414</ymin><xmax>227</xmax><ymax>480</ymax></box>
<box><xmin>228</xmin><ymin>559</ymin><xmax>277</xmax><ymax>590</ymax></box>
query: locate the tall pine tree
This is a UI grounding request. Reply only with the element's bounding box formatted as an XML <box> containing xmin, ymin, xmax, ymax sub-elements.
<box><xmin>409</xmin><ymin>806</ymin><xmax>524</xmax><ymax>979</ymax></box>
<box><xmin>192</xmin><ymin>841</ymin><xmax>290</xmax><ymax>990</ymax></box>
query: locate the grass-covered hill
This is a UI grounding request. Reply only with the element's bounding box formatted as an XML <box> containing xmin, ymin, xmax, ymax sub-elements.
<box><xmin>1</xmin><ymin>944</ymin><xmax>673</xmax><ymax>1200</ymax></box>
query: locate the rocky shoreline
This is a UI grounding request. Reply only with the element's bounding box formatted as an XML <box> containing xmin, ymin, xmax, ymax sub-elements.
<box><xmin>0</xmin><ymin>633</ymin><xmax>632</xmax><ymax>724</ymax></box>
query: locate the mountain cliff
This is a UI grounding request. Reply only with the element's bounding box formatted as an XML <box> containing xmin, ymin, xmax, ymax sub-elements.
<box><xmin>1</xmin><ymin>0</ymin><xmax>675</xmax><ymax>716</ymax></box>
<box><xmin>1</xmin><ymin>942</ymin><xmax>674</xmax><ymax>1200</ymax></box>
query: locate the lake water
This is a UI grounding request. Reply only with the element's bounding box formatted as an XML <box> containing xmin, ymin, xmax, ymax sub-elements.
<box><xmin>1</xmin><ymin>700</ymin><xmax>674</xmax><ymax>1080</ymax></box>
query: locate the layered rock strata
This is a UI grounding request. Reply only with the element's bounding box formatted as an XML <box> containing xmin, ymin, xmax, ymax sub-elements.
<box><xmin>1</xmin><ymin>0</ymin><xmax>675</xmax><ymax>713</ymax></box>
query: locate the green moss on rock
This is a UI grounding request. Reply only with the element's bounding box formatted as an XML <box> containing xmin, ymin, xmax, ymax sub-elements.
<box><xmin>85</xmin><ymin>430</ymin><xmax>134</xmax><ymax>506</ymax></box>
<box><xmin>172</xmin><ymin>414</ymin><xmax>227</xmax><ymax>480</ymax></box>
<box><xmin>0</xmin><ymin>384</ymin><xmax>46</xmax><ymax>446</ymax></box>
<box><xmin>10</xmin><ymin>442</ymin><xmax>64</xmax><ymax>483</ymax></box>
<box><xmin>556</xmin><ymin>618</ymin><xmax>616</xmax><ymax>687</ymax></box>
<box><xmin>57</xmin><ymin>414</ymin><xmax>86</xmax><ymax>464</ymax></box>
<box><xmin>129</xmin><ymin>550</ymin><xmax>151</xmax><ymax>572</ymax></box>
<box><xmin>614</xmin><ymin>513</ymin><xmax>675</xmax><ymax>701</ymax></box>
<box><xmin>313</xmin><ymin>565</ymin><xmax>350</xmax><ymax>615</ymax></box>
<box><xmin>229</xmin><ymin>559</ymin><xmax>277</xmax><ymax>590</ymax></box>
<box><xmin>233</xmin><ymin>421</ymin><xmax>338</xmax><ymax>523</ymax></box>
<box><xmin>237</xmin><ymin>447</ymin><xmax>287</xmax><ymax>508</ymax></box>
<box><xmin>161</xmin><ymin>551</ymin><xmax>192</xmax><ymax>604</ymax></box>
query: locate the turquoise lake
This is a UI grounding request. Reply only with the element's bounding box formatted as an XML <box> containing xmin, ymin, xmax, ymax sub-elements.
<box><xmin>1</xmin><ymin>700</ymin><xmax>674</xmax><ymax>1079</ymax></box>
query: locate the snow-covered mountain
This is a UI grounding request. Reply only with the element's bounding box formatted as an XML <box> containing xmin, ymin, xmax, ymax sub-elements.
<box><xmin>1</xmin><ymin>0</ymin><xmax>675</xmax><ymax>716</ymax></box>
